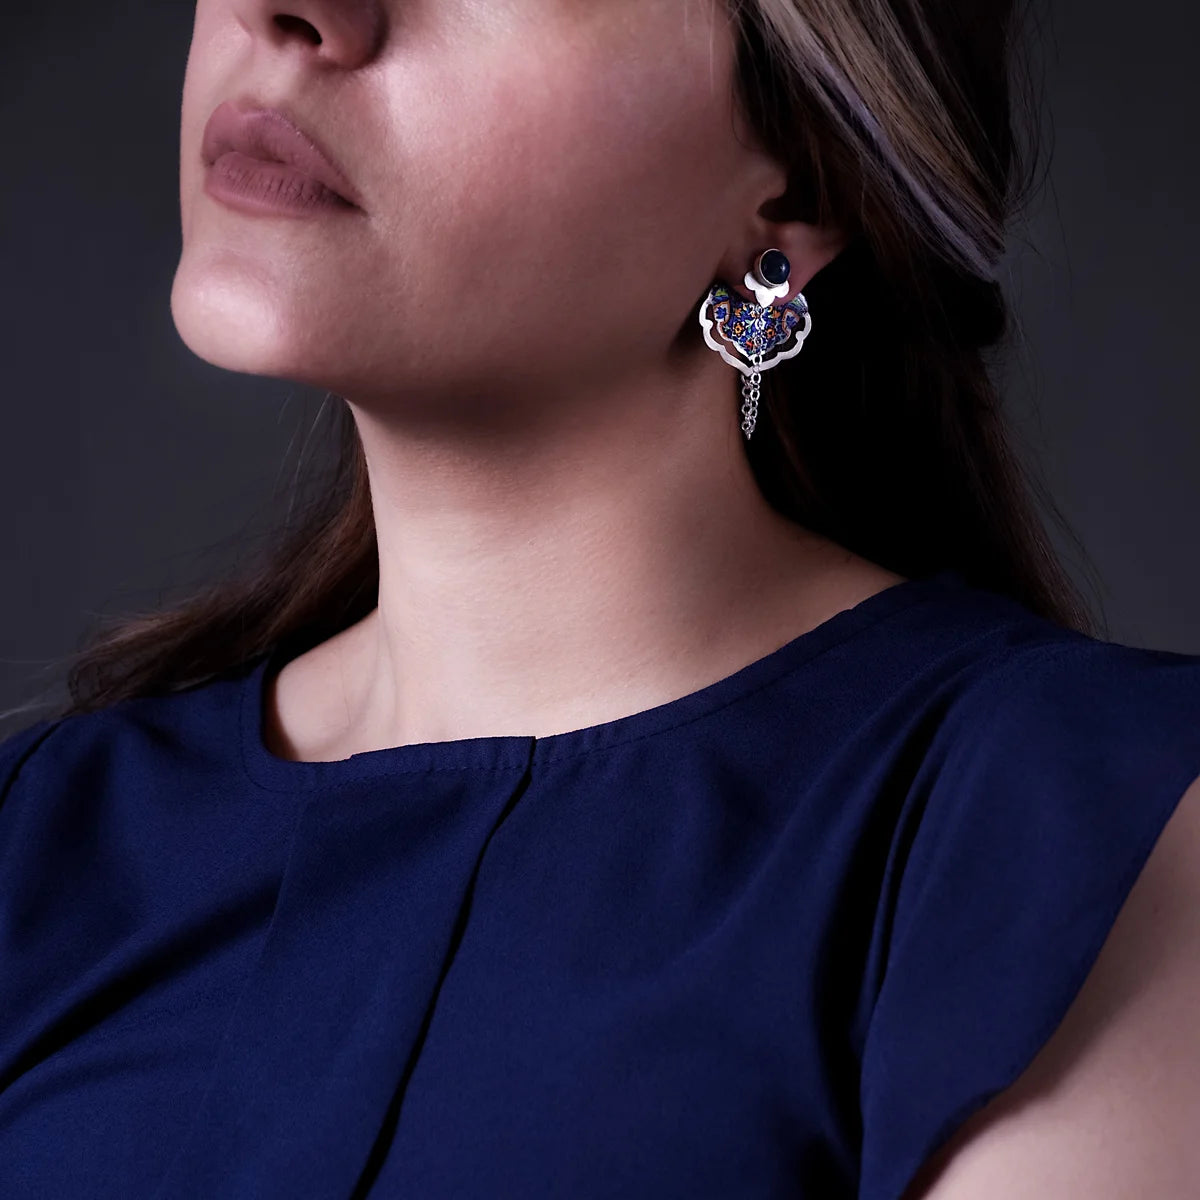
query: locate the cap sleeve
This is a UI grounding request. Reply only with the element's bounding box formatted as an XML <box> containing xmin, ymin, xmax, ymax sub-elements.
<box><xmin>858</xmin><ymin>637</ymin><xmax>1200</xmax><ymax>1200</ymax></box>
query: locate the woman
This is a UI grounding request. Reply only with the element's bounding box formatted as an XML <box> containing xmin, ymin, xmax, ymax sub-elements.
<box><xmin>1</xmin><ymin>0</ymin><xmax>1198</xmax><ymax>1197</ymax></box>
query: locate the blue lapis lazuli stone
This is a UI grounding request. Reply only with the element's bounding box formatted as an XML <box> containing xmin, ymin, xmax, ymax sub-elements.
<box><xmin>758</xmin><ymin>249</ymin><xmax>790</xmax><ymax>286</ymax></box>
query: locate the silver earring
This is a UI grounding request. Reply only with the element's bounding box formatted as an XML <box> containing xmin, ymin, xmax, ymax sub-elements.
<box><xmin>697</xmin><ymin>248</ymin><xmax>812</xmax><ymax>440</ymax></box>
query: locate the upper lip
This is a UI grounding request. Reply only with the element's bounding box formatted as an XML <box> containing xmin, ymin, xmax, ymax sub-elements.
<box><xmin>201</xmin><ymin>100</ymin><xmax>363</xmax><ymax>208</ymax></box>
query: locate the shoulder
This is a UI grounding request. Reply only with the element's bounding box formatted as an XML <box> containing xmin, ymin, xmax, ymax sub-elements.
<box><xmin>0</xmin><ymin>667</ymin><xmax>269</xmax><ymax>881</ymax></box>
<box><xmin>916</xmin><ymin>620</ymin><xmax>1200</xmax><ymax>793</ymax></box>
<box><xmin>904</xmin><ymin>768</ymin><xmax>1200</xmax><ymax>1199</ymax></box>
<box><xmin>0</xmin><ymin>670</ymin><xmax>297</xmax><ymax>1034</ymax></box>
<box><xmin>857</xmin><ymin>623</ymin><xmax>1200</xmax><ymax>1200</ymax></box>
<box><xmin>0</xmin><ymin>715</ymin><xmax>65</xmax><ymax>802</ymax></box>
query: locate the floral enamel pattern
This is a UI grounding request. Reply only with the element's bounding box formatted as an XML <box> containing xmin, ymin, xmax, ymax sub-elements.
<box><xmin>697</xmin><ymin>283</ymin><xmax>812</xmax><ymax>378</ymax></box>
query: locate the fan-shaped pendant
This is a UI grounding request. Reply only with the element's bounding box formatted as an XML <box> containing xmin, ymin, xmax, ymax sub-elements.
<box><xmin>697</xmin><ymin>283</ymin><xmax>812</xmax><ymax>377</ymax></box>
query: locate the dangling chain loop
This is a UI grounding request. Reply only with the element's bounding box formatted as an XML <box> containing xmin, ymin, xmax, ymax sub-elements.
<box><xmin>740</xmin><ymin>307</ymin><xmax>767</xmax><ymax>439</ymax></box>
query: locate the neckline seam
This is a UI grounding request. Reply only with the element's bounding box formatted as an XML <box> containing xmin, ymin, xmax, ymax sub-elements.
<box><xmin>238</xmin><ymin>676</ymin><xmax>537</xmax><ymax>791</ymax></box>
<box><xmin>237</xmin><ymin>573</ymin><xmax>957</xmax><ymax>787</ymax></box>
<box><xmin>531</xmin><ymin>585</ymin><xmax>949</xmax><ymax>763</ymax></box>
<box><xmin>240</xmin><ymin>755</ymin><xmax>538</xmax><ymax>794</ymax></box>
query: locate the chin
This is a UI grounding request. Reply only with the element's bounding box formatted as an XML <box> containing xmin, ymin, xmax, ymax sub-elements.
<box><xmin>170</xmin><ymin>262</ymin><xmax>323</xmax><ymax>383</ymax></box>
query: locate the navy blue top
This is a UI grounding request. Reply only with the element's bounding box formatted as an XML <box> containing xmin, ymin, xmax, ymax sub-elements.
<box><xmin>3</xmin><ymin>568</ymin><xmax>1200</xmax><ymax>1200</ymax></box>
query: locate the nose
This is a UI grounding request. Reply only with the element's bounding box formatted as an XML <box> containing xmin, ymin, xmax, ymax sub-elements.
<box><xmin>230</xmin><ymin>0</ymin><xmax>386</xmax><ymax>69</ymax></box>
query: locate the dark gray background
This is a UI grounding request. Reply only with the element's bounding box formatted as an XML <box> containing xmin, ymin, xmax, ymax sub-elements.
<box><xmin>2</xmin><ymin>1</ymin><xmax>1197</xmax><ymax>734</ymax></box>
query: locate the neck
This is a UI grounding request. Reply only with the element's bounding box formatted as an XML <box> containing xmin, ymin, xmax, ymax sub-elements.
<box><xmin>289</xmin><ymin>362</ymin><xmax>889</xmax><ymax>753</ymax></box>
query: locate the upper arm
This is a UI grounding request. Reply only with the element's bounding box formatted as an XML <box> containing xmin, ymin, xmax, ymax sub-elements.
<box><xmin>903</xmin><ymin>770</ymin><xmax>1200</xmax><ymax>1200</ymax></box>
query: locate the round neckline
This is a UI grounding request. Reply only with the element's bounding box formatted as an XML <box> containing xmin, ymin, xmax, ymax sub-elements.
<box><xmin>238</xmin><ymin>568</ymin><xmax>967</xmax><ymax>790</ymax></box>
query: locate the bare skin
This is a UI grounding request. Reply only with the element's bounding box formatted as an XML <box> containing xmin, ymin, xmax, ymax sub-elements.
<box><xmin>173</xmin><ymin>0</ymin><xmax>900</xmax><ymax>756</ymax></box>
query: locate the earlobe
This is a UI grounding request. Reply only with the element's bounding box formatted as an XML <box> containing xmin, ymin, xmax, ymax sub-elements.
<box><xmin>722</xmin><ymin>221</ymin><xmax>847</xmax><ymax>306</ymax></box>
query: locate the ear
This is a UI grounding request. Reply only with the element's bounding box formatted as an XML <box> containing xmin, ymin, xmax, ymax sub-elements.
<box><xmin>714</xmin><ymin>175</ymin><xmax>850</xmax><ymax>306</ymax></box>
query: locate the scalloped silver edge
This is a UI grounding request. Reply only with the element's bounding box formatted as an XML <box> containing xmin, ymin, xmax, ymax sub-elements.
<box><xmin>698</xmin><ymin>288</ymin><xmax>813</xmax><ymax>379</ymax></box>
<box><xmin>743</xmin><ymin>269</ymin><xmax>790</xmax><ymax>307</ymax></box>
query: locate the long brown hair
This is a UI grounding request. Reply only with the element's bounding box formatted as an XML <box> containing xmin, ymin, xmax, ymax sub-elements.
<box><xmin>7</xmin><ymin>0</ymin><xmax>1099</xmax><ymax>728</ymax></box>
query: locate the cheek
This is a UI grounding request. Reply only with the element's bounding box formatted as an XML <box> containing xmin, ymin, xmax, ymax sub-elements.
<box><xmin>369</xmin><ymin>27</ymin><xmax>743</xmax><ymax>387</ymax></box>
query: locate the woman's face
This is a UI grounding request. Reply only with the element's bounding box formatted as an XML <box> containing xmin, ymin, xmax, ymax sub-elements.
<box><xmin>173</xmin><ymin>0</ymin><xmax>781</xmax><ymax>416</ymax></box>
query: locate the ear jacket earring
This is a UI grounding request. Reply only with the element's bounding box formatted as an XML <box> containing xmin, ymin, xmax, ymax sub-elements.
<box><xmin>697</xmin><ymin>248</ymin><xmax>812</xmax><ymax>440</ymax></box>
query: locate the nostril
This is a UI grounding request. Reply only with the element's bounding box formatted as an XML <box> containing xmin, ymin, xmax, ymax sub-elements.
<box><xmin>273</xmin><ymin>14</ymin><xmax>323</xmax><ymax>46</ymax></box>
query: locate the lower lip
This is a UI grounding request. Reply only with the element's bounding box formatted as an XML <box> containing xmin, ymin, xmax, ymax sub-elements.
<box><xmin>203</xmin><ymin>150</ymin><xmax>359</xmax><ymax>217</ymax></box>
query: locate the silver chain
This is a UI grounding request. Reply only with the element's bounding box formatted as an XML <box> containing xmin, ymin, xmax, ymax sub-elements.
<box><xmin>740</xmin><ymin>306</ymin><xmax>767</xmax><ymax>440</ymax></box>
